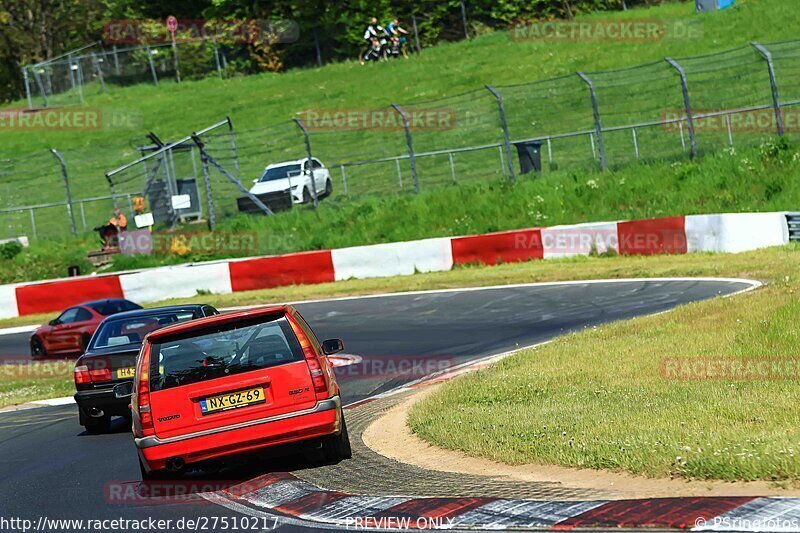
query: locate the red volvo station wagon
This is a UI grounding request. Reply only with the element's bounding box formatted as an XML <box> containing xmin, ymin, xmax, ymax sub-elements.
<box><xmin>121</xmin><ymin>305</ymin><xmax>351</xmax><ymax>479</ymax></box>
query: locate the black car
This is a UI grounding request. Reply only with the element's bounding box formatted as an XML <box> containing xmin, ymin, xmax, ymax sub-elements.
<box><xmin>73</xmin><ymin>304</ymin><xmax>219</xmax><ymax>434</ymax></box>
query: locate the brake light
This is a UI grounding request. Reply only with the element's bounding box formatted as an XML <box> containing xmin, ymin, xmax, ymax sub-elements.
<box><xmin>134</xmin><ymin>344</ymin><xmax>154</xmax><ymax>437</ymax></box>
<box><xmin>74</xmin><ymin>365</ymin><xmax>90</xmax><ymax>385</ymax></box>
<box><xmin>287</xmin><ymin>314</ymin><xmax>330</xmax><ymax>398</ymax></box>
<box><xmin>74</xmin><ymin>365</ymin><xmax>111</xmax><ymax>385</ymax></box>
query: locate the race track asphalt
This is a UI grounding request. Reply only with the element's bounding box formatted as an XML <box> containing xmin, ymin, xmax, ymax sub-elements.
<box><xmin>0</xmin><ymin>279</ymin><xmax>754</xmax><ymax>532</ymax></box>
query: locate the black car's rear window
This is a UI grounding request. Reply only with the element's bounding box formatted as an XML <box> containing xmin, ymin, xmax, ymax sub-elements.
<box><xmin>89</xmin><ymin>300</ymin><xmax>142</xmax><ymax>316</ymax></box>
<box><xmin>149</xmin><ymin>316</ymin><xmax>304</xmax><ymax>391</ymax></box>
<box><xmin>90</xmin><ymin>310</ymin><xmax>200</xmax><ymax>350</ymax></box>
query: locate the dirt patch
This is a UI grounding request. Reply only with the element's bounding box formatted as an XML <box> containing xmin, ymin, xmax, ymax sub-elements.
<box><xmin>362</xmin><ymin>384</ymin><xmax>800</xmax><ymax>498</ymax></box>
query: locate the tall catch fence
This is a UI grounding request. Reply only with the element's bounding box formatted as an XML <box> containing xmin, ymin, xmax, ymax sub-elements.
<box><xmin>5</xmin><ymin>38</ymin><xmax>800</xmax><ymax>242</ymax></box>
<box><xmin>24</xmin><ymin>41</ymin><xmax>226</xmax><ymax>109</ymax></box>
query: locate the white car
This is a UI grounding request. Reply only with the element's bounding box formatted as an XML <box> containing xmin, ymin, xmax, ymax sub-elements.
<box><xmin>249</xmin><ymin>157</ymin><xmax>332</xmax><ymax>204</ymax></box>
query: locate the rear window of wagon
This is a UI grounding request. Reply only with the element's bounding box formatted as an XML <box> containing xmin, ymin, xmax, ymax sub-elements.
<box><xmin>149</xmin><ymin>316</ymin><xmax>304</xmax><ymax>392</ymax></box>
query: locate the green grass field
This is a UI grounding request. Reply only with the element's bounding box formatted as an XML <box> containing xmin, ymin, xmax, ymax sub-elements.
<box><xmin>2</xmin><ymin>0</ymin><xmax>800</xmax><ymax>245</ymax></box>
<box><xmin>409</xmin><ymin>246</ymin><xmax>800</xmax><ymax>481</ymax></box>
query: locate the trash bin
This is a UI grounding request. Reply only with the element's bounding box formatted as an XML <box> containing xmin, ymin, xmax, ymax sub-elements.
<box><xmin>514</xmin><ymin>141</ymin><xmax>543</xmax><ymax>174</ymax></box>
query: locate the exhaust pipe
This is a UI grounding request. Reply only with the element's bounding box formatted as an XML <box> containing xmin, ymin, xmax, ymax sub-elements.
<box><xmin>165</xmin><ymin>457</ymin><xmax>185</xmax><ymax>472</ymax></box>
<box><xmin>88</xmin><ymin>407</ymin><xmax>104</xmax><ymax>418</ymax></box>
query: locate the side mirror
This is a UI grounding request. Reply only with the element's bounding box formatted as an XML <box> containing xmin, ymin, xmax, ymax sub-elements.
<box><xmin>322</xmin><ymin>338</ymin><xmax>344</xmax><ymax>356</ymax></box>
<box><xmin>113</xmin><ymin>381</ymin><xmax>134</xmax><ymax>399</ymax></box>
<box><xmin>49</xmin><ymin>319</ymin><xmax>58</xmax><ymax>326</ymax></box>
<box><xmin>252</xmin><ymin>178</ymin><xmax>258</xmax><ymax>184</ymax></box>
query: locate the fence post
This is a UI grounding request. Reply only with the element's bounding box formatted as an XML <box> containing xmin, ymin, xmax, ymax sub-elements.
<box><xmin>485</xmin><ymin>85</ymin><xmax>516</xmax><ymax>182</ymax></box>
<box><xmin>91</xmin><ymin>53</ymin><xmax>106</xmax><ymax>94</ymax></box>
<box><xmin>146</xmin><ymin>46</ymin><xmax>159</xmax><ymax>86</ymax></box>
<box><xmin>75</xmin><ymin>57</ymin><xmax>85</xmax><ymax>105</ymax></box>
<box><xmin>50</xmin><ymin>149</ymin><xmax>77</xmax><ymax>237</ymax></box>
<box><xmin>67</xmin><ymin>53</ymin><xmax>77</xmax><ymax>91</ymax></box>
<box><xmin>226</xmin><ymin>116</ymin><xmax>241</xmax><ymax>180</ymax></box>
<box><xmin>32</xmin><ymin>69</ymin><xmax>48</xmax><ymax>107</ymax></box>
<box><xmin>23</xmin><ymin>67</ymin><xmax>33</xmax><ymax>110</ymax></box>
<box><xmin>212</xmin><ymin>39</ymin><xmax>222</xmax><ymax>77</ymax></box>
<box><xmin>460</xmin><ymin>1</ymin><xmax>470</xmax><ymax>40</ymax></box>
<box><xmin>112</xmin><ymin>45</ymin><xmax>121</xmax><ymax>76</ymax></box>
<box><xmin>199</xmin><ymin>150</ymin><xmax>216</xmax><ymax>230</ymax></box>
<box><xmin>752</xmin><ymin>42</ymin><xmax>784</xmax><ymax>137</ymax></box>
<box><xmin>312</xmin><ymin>28</ymin><xmax>323</xmax><ymax>67</ymax></box>
<box><xmin>665</xmin><ymin>58</ymin><xmax>698</xmax><ymax>158</ymax></box>
<box><xmin>411</xmin><ymin>14</ymin><xmax>422</xmax><ymax>54</ymax></box>
<box><xmin>292</xmin><ymin>118</ymin><xmax>319</xmax><ymax>208</ymax></box>
<box><xmin>577</xmin><ymin>72</ymin><xmax>606</xmax><ymax>171</ymax></box>
<box><xmin>391</xmin><ymin>104</ymin><xmax>419</xmax><ymax>193</ymax></box>
<box><xmin>171</xmin><ymin>36</ymin><xmax>181</xmax><ymax>83</ymax></box>
<box><xmin>29</xmin><ymin>208</ymin><xmax>37</xmax><ymax>240</ymax></box>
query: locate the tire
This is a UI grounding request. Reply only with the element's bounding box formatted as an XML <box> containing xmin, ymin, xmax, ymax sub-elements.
<box><xmin>321</xmin><ymin>412</ymin><xmax>352</xmax><ymax>462</ymax></box>
<box><xmin>320</xmin><ymin>179</ymin><xmax>333</xmax><ymax>199</ymax></box>
<box><xmin>302</xmin><ymin>187</ymin><xmax>312</xmax><ymax>204</ymax></box>
<box><xmin>30</xmin><ymin>336</ymin><xmax>46</xmax><ymax>358</ymax></box>
<box><xmin>83</xmin><ymin>414</ymin><xmax>111</xmax><ymax>435</ymax></box>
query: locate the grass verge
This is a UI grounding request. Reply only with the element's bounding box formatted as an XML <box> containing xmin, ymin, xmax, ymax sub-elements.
<box><xmin>408</xmin><ymin>247</ymin><xmax>800</xmax><ymax>482</ymax></box>
<box><xmin>2</xmin><ymin>244</ymin><xmax>798</xmax><ymax>411</ymax></box>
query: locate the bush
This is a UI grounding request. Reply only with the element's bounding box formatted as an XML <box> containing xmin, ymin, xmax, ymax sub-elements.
<box><xmin>0</xmin><ymin>241</ymin><xmax>23</xmax><ymax>260</ymax></box>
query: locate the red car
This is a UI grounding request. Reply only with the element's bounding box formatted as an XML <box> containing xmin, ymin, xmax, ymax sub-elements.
<box><xmin>120</xmin><ymin>304</ymin><xmax>351</xmax><ymax>479</ymax></box>
<box><xmin>30</xmin><ymin>298</ymin><xmax>142</xmax><ymax>358</ymax></box>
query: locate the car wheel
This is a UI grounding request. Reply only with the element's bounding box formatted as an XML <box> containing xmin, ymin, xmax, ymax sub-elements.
<box><xmin>30</xmin><ymin>336</ymin><xmax>46</xmax><ymax>358</ymax></box>
<box><xmin>321</xmin><ymin>411</ymin><xmax>352</xmax><ymax>462</ymax></box>
<box><xmin>80</xmin><ymin>334</ymin><xmax>91</xmax><ymax>354</ymax></box>
<box><xmin>302</xmin><ymin>187</ymin><xmax>312</xmax><ymax>204</ymax></box>
<box><xmin>83</xmin><ymin>414</ymin><xmax>111</xmax><ymax>435</ymax></box>
<box><xmin>321</xmin><ymin>179</ymin><xmax>333</xmax><ymax>199</ymax></box>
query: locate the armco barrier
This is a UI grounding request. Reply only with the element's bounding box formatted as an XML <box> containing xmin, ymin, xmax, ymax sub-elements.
<box><xmin>0</xmin><ymin>212</ymin><xmax>790</xmax><ymax>319</ymax></box>
<box><xmin>617</xmin><ymin>216</ymin><xmax>687</xmax><ymax>256</ymax></box>
<box><xmin>230</xmin><ymin>250</ymin><xmax>335</xmax><ymax>292</ymax></box>
<box><xmin>15</xmin><ymin>276</ymin><xmax>124</xmax><ymax>316</ymax></box>
<box><xmin>452</xmin><ymin>229</ymin><xmax>543</xmax><ymax>265</ymax></box>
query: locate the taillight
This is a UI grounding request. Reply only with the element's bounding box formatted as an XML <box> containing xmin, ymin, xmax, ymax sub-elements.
<box><xmin>74</xmin><ymin>365</ymin><xmax>90</xmax><ymax>385</ymax></box>
<box><xmin>74</xmin><ymin>365</ymin><xmax>111</xmax><ymax>385</ymax></box>
<box><xmin>134</xmin><ymin>344</ymin><xmax>155</xmax><ymax>437</ymax></box>
<box><xmin>287</xmin><ymin>314</ymin><xmax>330</xmax><ymax>398</ymax></box>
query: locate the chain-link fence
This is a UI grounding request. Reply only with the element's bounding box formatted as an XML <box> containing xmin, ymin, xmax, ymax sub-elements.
<box><xmin>5</xmin><ymin>38</ymin><xmax>800</xmax><ymax>242</ymax></box>
<box><xmin>23</xmin><ymin>41</ymin><xmax>227</xmax><ymax>109</ymax></box>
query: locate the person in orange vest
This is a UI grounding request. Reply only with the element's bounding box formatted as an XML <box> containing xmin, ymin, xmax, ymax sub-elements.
<box><xmin>96</xmin><ymin>208</ymin><xmax>128</xmax><ymax>250</ymax></box>
<box><xmin>110</xmin><ymin>208</ymin><xmax>127</xmax><ymax>231</ymax></box>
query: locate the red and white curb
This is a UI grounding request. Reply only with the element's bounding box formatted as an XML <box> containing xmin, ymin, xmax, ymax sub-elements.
<box><xmin>0</xmin><ymin>211</ymin><xmax>789</xmax><ymax>319</ymax></box>
<box><xmin>204</xmin><ymin>472</ymin><xmax>800</xmax><ymax>531</ymax></box>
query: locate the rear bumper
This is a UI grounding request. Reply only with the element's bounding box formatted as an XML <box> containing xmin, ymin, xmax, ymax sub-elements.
<box><xmin>74</xmin><ymin>388</ymin><xmax>130</xmax><ymax>417</ymax></box>
<box><xmin>137</xmin><ymin>396</ymin><xmax>341</xmax><ymax>471</ymax></box>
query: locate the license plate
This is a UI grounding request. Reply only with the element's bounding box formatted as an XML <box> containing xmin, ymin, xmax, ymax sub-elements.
<box><xmin>200</xmin><ymin>387</ymin><xmax>265</xmax><ymax>415</ymax></box>
<box><xmin>115</xmin><ymin>367</ymin><xmax>136</xmax><ymax>379</ymax></box>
